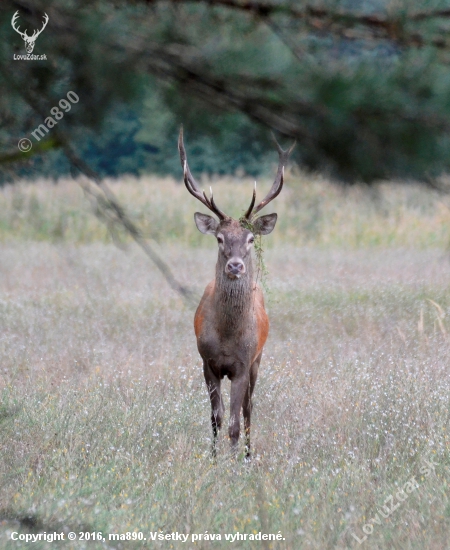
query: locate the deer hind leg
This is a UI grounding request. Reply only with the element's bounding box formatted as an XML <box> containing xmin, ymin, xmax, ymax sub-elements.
<box><xmin>203</xmin><ymin>363</ymin><xmax>224</xmax><ymax>457</ymax></box>
<box><xmin>243</xmin><ymin>354</ymin><xmax>261</xmax><ymax>460</ymax></box>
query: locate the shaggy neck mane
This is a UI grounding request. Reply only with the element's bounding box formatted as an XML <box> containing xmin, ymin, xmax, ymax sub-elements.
<box><xmin>214</xmin><ymin>255</ymin><xmax>254</xmax><ymax>335</ymax></box>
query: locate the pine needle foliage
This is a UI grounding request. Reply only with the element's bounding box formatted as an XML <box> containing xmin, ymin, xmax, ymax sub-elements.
<box><xmin>3</xmin><ymin>1</ymin><xmax>450</xmax><ymax>183</ymax></box>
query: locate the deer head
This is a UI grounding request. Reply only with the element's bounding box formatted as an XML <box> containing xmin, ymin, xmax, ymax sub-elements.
<box><xmin>178</xmin><ymin>127</ymin><xmax>295</xmax><ymax>280</ymax></box>
<box><xmin>12</xmin><ymin>11</ymin><xmax>49</xmax><ymax>54</ymax></box>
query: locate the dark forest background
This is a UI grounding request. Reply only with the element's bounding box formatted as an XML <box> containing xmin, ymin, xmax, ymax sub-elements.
<box><xmin>3</xmin><ymin>0</ymin><xmax>450</xmax><ymax>184</ymax></box>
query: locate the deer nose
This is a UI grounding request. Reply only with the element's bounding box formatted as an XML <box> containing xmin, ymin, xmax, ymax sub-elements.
<box><xmin>226</xmin><ymin>260</ymin><xmax>245</xmax><ymax>277</ymax></box>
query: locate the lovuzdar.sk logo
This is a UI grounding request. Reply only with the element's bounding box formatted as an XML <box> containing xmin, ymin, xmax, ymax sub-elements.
<box><xmin>12</xmin><ymin>10</ymin><xmax>48</xmax><ymax>60</ymax></box>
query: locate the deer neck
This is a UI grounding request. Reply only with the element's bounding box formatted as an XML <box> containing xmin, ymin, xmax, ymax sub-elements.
<box><xmin>214</xmin><ymin>255</ymin><xmax>254</xmax><ymax>335</ymax></box>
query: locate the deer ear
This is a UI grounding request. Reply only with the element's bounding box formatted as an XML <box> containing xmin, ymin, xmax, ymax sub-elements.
<box><xmin>194</xmin><ymin>212</ymin><xmax>219</xmax><ymax>235</ymax></box>
<box><xmin>253</xmin><ymin>213</ymin><xmax>277</xmax><ymax>235</ymax></box>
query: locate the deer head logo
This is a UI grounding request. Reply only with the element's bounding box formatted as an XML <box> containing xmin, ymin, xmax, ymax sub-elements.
<box><xmin>11</xmin><ymin>11</ymin><xmax>49</xmax><ymax>54</ymax></box>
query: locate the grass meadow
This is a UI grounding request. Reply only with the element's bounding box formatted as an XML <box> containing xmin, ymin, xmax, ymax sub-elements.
<box><xmin>1</xmin><ymin>173</ymin><xmax>450</xmax><ymax>549</ymax></box>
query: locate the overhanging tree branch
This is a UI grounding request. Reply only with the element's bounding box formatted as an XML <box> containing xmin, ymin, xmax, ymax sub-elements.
<box><xmin>138</xmin><ymin>0</ymin><xmax>450</xmax><ymax>49</ymax></box>
<box><xmin>0</xmin><ymin>62</ymin><xmax>198</xmax><ymax>308</ymax></box>
<box><xmin>61</xmin><ymin>141</ymin><xmax>198</xmax><ymax>307</ymax></box>
<box><xmin>4</xmin><ymin>0</ymin><xmax>450</xmax><ymax>183</ymax></box>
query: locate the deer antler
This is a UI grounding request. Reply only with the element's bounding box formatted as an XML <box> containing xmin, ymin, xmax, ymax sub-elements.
<box><xmin>11</xmin><ymin>11</ymin><xmax>27</xmax><ymax>39</ymax></box>
<box><xmin>178</xmin><ymin>126</ymin><xmax>228</xmax><ymax>220</ymax></box>
<box><xmin>244</xmin><ymin>134</ymin><xmax>296</xmax><ymax>220</ymax></box>
<box><xmin>31</xmin><ymin>13</ymin><xmax>49</xmax><ymax>40</ymax></box>
<box><xmin>11</xmin><ymin>11</ymin><xmax>48</xmax><ymax>40</ymax></box>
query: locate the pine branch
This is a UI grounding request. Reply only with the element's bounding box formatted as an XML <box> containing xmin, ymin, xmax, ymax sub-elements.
<box><xmin>61</xmin><ymin>140</ymin><xmax>199</xmax><ymax>307</ymax></box>
<box><xmin>139</xmin><ymin>0</ymin><xmax>450</xmax><ymax>49</ymax></box>
<box><xmin>0</xmin><ymin>62</ymin><xmax>198</xmax><ymax>308</ymax></box>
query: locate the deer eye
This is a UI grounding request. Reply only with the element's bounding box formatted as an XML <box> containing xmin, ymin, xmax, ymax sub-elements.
<box><xmin>248</xmin><ymin>237</ymin><xmax>254</xmax><ymax>244</ymax></box>
<box><xmin>217</xmin><ymin>236</ymin><xmax>224</xmax><ymax>245</ymax></box>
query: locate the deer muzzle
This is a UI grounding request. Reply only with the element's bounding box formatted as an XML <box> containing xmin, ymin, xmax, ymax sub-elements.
<box><xmin>225</xmin><ymin>259</ymin><xmax>245</xmax><ymax>279</ymax></box>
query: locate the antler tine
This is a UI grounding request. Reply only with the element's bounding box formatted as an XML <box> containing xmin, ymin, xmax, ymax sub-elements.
<box><xmin>243</xmin><ymin>181</ymin><xmax>256</xmax><ymax>220</ymax></box>
<box><xmin>179</xmin><ymin>128</ymin><xmax>209</xmax><ymax>205</ymax></box>
<box><xmin>248</xmin><ymin>134</ymin><xmax>296</xmax><ymax>218</ymax></box>
<box><xmin>178</xmin><ymin>126</ymin><xmax>227</xmax><ymax>220</ymax></box>
<box><xmin>11</xmin><ymin>11</ymin><xmax>27</xmax><ymax>38</ymax></box>
<box><xmin>182</xmin><ymin>159</ymin><xmax>212</xmax><ymax>213</ymax></box>
<box><xmin>33</xmin><ymin>13</ymin><xmax>48</xmax><ymax>37</ymax></box>
<box><xmin>209</xmin><ymin>187</ymin><xmax>226</xmax><ymax>219</ymax></box>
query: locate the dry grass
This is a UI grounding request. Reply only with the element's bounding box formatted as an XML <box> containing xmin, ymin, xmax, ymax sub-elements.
<box><xmin>1</xmin><ymin>173</ymin><xmax>450</xmax><ymax>248</ymax></box>
<box><xmin>0</xmin><ymin>177</ymin><xmax>450</xmax><ymax>549</ymax></box>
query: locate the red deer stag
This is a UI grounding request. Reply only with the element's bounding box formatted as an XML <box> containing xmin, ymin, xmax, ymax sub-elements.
<box><xmin>179</xmin><ymin>128</ymin><xmax>294</xmax><ymax>459</ymax></box>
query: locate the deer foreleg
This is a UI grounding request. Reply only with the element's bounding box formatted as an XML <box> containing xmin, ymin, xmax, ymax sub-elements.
<box><xmin>203</xmin><ymin>363</ymin><xmax>223</xmax><ymax>457</ymax></box>
<box><xmin>243</xmin><ymin>355</ymin><xmax>261</xmax><ymax>460</ymax></box>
